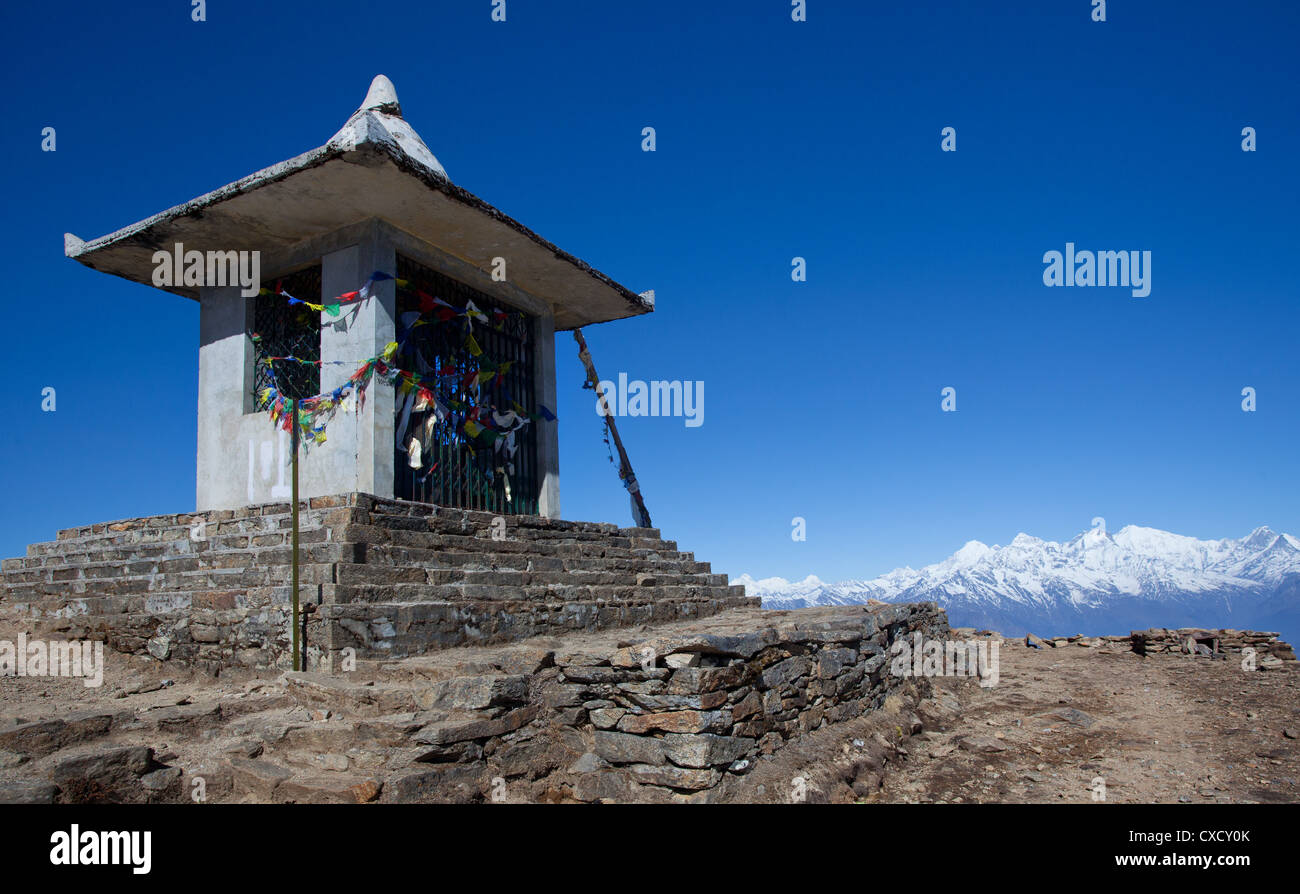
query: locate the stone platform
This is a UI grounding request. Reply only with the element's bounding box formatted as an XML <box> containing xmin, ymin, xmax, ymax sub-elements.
<box><xmin>0</xmin><ymin>494</ymin><xmax>754</xmax><ymax>670</ymax></box>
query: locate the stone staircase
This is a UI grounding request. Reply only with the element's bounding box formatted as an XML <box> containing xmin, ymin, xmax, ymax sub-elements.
<box><xmin>0</xmin><ymin>493</ymin><xmax>754</xmax><ymax>668</ymax></box>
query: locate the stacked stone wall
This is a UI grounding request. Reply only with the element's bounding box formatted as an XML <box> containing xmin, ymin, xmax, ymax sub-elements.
<box><xmin>1131</xmin><ymin>627</ymin><xmax>1297</xmax><ymax>662</ymax></box>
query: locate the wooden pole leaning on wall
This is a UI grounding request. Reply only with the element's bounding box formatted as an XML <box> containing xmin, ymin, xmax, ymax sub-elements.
<box><xmin>290</xmin><ymin>398</ymin><xmax>301</xmax><ymax>673</ymax></box>
<box><xmin>573</xmin><ymin>329</ymin><xmax>652</xmax><ymax>529</ymax></box>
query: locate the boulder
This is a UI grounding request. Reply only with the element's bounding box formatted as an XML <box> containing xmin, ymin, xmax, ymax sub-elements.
<box><xmin>412</xmin><ymin>705</ymin><xmax>539</xmax><ymax>746</ymax></box>
<box><xmin>419</xmin><ymin>674</ymin><xmax>529</xmax><ymax>712</ymax></box>
<box><xmin>957</xmin><ymin>736</ymin><xmax>1007</xmax><ymax>754</ymax></box>
<box><xmin>0</xmin><ymin>713</ymin><xmax>114</xmax><ymax>758</ymax></box>
<box><xmin>0</xmin><ymin>780</ymin><xmax>60</xmax><ymax>804</ymax></box>
<box><xmin>229</xmin><ymin>758</ymin><xmax>293</xmax><ymax>799</ymax></box>
<box><xmin>49</xmin><ymin>745</ymin><xmax>160</xmax><ymax>804</ymax></box>
<box><xmin>381</xmin><ymin>765</ymin><xmax>485</xmax><ymax>804</ymax></box>
<box><xmin>140</xmin><ymin>767</ymin><xmax>184</xmax><ymax>801</ymax></box>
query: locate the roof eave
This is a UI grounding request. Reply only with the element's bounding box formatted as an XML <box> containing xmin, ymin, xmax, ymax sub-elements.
<box><xmin>65</xmin><ymin>131</ymin><xmax>654</xmax><ymax>325</ymax></box>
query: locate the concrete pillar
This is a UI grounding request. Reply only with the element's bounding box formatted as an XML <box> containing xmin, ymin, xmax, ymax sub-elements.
<box><xmin>536</xmin><ymin>312</ymin><xmax>561</xmax><ymax>519</ymax></box>
<box><xmin>316</xmin><ymin>245</ymin><xmax>363</xmax><ymax>496</ymax></box>
<box><xmin>196</xmin><ymin>284</ymin><xmax>254</xmax><ymax>511</ymax></box>
<box><xmin>318</xmin><ymin>225</ymin><xmax>395</xmax><ymax>499</ymax></box>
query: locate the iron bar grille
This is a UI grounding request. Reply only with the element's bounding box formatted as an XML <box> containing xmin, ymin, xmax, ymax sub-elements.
<box><xmin>251</xmin><ymin>265</ymin><xmax>322</xmax><ymax>402</ymax></box>
<box><xmin>394</xmin><ymin>255</ymin><xmax>538</xmax><ymax>515</ymax></box>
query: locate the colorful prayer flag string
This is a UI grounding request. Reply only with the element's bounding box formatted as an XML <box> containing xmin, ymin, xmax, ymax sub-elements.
<box><xmin>254</xmin><ymin>274</ymin><xmax>553</xmax><ymax>470</ymax></box>
<box><xmin>258</xmin><ymin>271</ymin><xmax>405</xmax><ymax>317</ymax></box>
<box><xmin>257</xmin><ymin>339</ymin><xmax>554</xmax><ymax>454</ymax></box>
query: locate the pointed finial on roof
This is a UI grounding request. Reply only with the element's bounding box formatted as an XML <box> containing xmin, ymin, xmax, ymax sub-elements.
<box><xmin>330</xmin><ymin>74</ymin><xmax>448</xmax><ymax>180</ymax></box>
<box><xmin>359</xmin><ymin>75</ymin><xmax>401</xmax><ymax>118</ymax></box>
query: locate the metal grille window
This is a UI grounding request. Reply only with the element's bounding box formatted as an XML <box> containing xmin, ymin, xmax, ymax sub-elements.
<box><xmin>251</xmin><ymin>265</ymin><xmax>322</xmax><ymax>403</ymax></box>
<box><xmin>394</xmin><ymin>255</ymin><xmax>538</xmax><ymax>514</ymax></box>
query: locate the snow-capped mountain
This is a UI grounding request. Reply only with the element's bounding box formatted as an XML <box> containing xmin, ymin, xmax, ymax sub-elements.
<box><xmin>736</xmin><ymin>525</ymin><xmax>1300</xmax><ymax>642</ymax></box>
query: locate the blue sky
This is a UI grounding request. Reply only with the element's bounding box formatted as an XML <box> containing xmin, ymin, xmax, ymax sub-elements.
<box><xmin>1</xmin><ymin>0</ymin><xmax>1296</xmax><ymax>585</ymax></box>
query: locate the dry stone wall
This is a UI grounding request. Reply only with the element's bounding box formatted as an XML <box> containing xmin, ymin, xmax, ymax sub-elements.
<box><xmin>1131</xmin><ymin>627</ymin><xmax>1297</xmax><ymax>664</ymax></box>
<box><xmin>552</xmin><ymin>602</ymin><xmax>948</xmax><ymax>801</ymax></box>
<box><xmin>303</xmin><ymin>601</ymin><xmax>951</xmax><ymax>803</ymax></box>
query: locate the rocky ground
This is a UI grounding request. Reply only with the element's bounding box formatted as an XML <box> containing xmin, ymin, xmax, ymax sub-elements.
<box><xmin>872</xmin><ymin>632</ymin><xmax>1300</xmax><ymax>804</ymax></box>
<box><xmin>1</xmin><ymin>612</ymin><xmax>1295</xmax><ymax>804</ymax></box>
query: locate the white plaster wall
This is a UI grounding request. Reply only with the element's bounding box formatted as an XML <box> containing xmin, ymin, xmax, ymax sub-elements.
<box><xmin>197</xmin><ymin>226</ymin><xmax>394</xmax><ymax>510</ymax></box>
<box><xmin>197</xmin><ymin>284</ymin><xmax>281</xmax><ymax>510</ymax></box>
<box><xmin>196</xmin><ymin>218</ymin><xmax>556</xmax><ymax>514</ymax></box>
<box><xmin>196</xmin><ymin>270</ymin><xmax>358</xmax><ymax>510</ymax></box>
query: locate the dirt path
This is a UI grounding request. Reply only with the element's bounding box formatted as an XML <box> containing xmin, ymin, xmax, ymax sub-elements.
<box><xmin>873</xmin><ymin>638</ymin><xmax>1300</xmax><ymax>803</ymax></box>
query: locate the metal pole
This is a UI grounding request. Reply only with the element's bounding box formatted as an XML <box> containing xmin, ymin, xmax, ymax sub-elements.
<box><xmin>572</xmin><ymin>329</ymin><xmax>652</xmax><ymax>528</ymax></box>
<box><xmin>290</xmin><ymin>398</ymin><xmax>300</xmax><ymax>672</ymax></box>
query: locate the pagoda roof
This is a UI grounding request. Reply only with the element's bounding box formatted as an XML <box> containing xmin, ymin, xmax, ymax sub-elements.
<box><xmin>64</xmin><ymin>75</ymin><xmax>653</xmax><ymax>330</ymax></box>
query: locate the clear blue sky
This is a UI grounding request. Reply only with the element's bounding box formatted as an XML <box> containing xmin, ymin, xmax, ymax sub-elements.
<box><xmin>1</xmin><ymin>1</ymin><xmax>1296</xmax><ymax>585</ymax></box>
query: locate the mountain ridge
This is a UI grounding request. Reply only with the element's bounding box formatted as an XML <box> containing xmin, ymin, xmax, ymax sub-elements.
<box><xmin>737</xmin><ymin>524</ymin><xmax>1300</xmax><ymax>643</ymax></box>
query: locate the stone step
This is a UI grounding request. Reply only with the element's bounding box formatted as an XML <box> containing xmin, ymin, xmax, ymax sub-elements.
<box><xmin>324</xmin><ymin>580</ymin><xmax>744</xmax><ymax>605</ymax></box>
<box><xmin>6</xmin><ymin>575</ymin><xmax>744</xmax><ymax>628</ymax></box>
<box><xmin>321</xmin><ymin>591</ymin><xmax>756</xmax><ymax>657</ymax></box>
<box><xmin>5</xmin><ymin>527</ymin><xmax>696</xmax><ymax>582</ymax></box>
<box><xmin>6</xmin><ymin>543</ymin><xmax>348</xmax><ymax>578</ymax></box>
<box><xmin>457</xmin><ymin>568</ymin><xmax>714</xmax><ymax>588</ymax></box>
<box><xmin>37</xmin><ymin>500</ymin><xmax>651</xmax><ymax>552</ymax></box>
<box><xmin>354</xmin><ymin>543</ymin><xmax>705</xmax><ymax>573</ymax></box>
<box><xmin>346</xmin><ymin>525</ymin><xmax>685</xmax><ymax>561</ymax></box>
<box><xmin>12</xmin><ymin>574</ymin><xmax>749</xmax><ymax>614</ymax></box>
<box><xmin>7</xmin><ymin>598</ymin><xmax>752</xmax><ymax>664</ymax></box>
<box><xmin>7</xmin><ymin>524</ymin><xmax>689</xmax><ymax>574</ymax></box>
<box><xmin>2</xmin><ymin>557</ymin><xmax>724</xmax><ymax>607</ymax></box>
<box><xmin>3</xmin><ymin>536</ymin><xmax>700</xmax><ymax>583</ymax></box>
<box><xmin>332</xmin><ymin>561</ymin><xmax>714</xmax><ymax>589</ymax></box>
<box><xmin>283</xmin><ymin>672</ymin><xmax>436</xmax><ymax>717</ymax></box>
<box><xmin>426</xmin><ymin>525</ymin><xmax>679</xmax><ymax>551</ymax></box>
<box><xmin>45</xmin><ymin>512</ymin><xmax>323</xmax><ymax>548</ymax></box>
<box><xmin>282</xmin><ymin>670</ymin><xmax>530</xmax><ymax>721</ymax></box>
<box><xmin>5</xmin><ymin>530</ymin><xmax>337</xmax><ymax>572</ymax></box>
<box><xmin>15</xmin><ymin>587</ymin><xmax>305</xmax><ymax>621</ymax></box>
<box><xmin>53</xmin><ymin>516</ymin><xmax>213</xmax><ymax>541</ymax></box>
<box><xmin>370</xmin><ymin>504</ymin><xmax>642</xmax><ymax>537</ymax></box>
<box><xmin>2</xmin><ymin>563</ymin><xmax>338</xmax><ymax>602</ymax></box>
